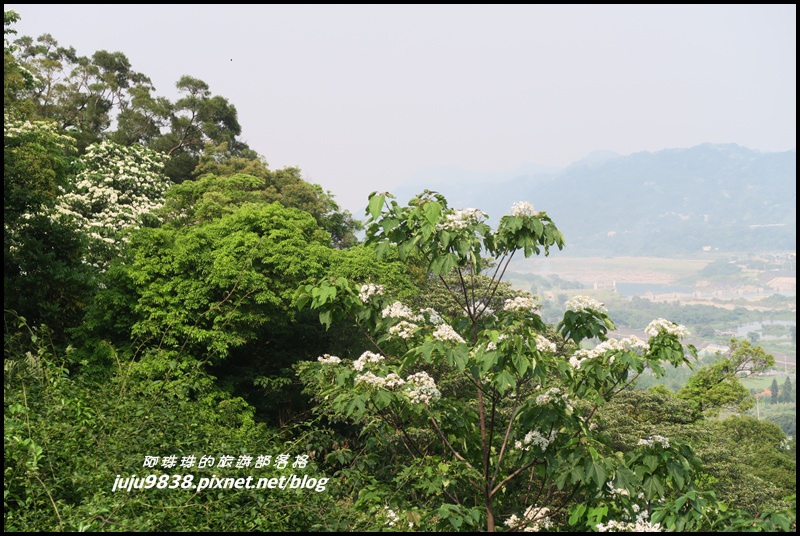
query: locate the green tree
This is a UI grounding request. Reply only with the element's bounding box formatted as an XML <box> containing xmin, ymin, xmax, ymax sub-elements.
<box><xmin>770</xmin><ymin>377</ymin><xmax>780</xmax><ymax>405</ymax></box>
<box><xmin>148</xmin><ymin>75</ymin><xmax>247</xmax><ymax>182</ymax></box>
<box><xmin>160</xmin><ymin>164</ymin><xmax>360</xmax><ymax>249</ymax></box>
<box><xmin>295</xmin><ymin>192</ymin><xmax>733</xmax><ymax>532</ymax></box>
<box><xmin>4</xmin><ymin>316</ymin><xmax>348</xmax><ymax>531</ymax></box>
<box><xmin>4</xmin><ymin>116</ymin><xmax>95</xmax><ymax>339</ymax></box>
<box><xmin>599</xmin><ymin>390</ymin><xmax>795</xmax><ymax>521</ymax></box>
<box><xmin>677</xmin><ymin>338</ymin><xmax>775</xmax><ymax>416</ymax></box>
<box><xmin>4</xmin><ymin>10</ymin><xmax>36</xmax><ymax>113</ymax></box>
<box><xmin>8</xmin><ymin>30</ymin><xmax>250</xmax><ymax>182</ymax></box>
<box><xmin>779</xmin><ymin>376</ymin><xmax>794</xmax><ymax>404</ymax></box>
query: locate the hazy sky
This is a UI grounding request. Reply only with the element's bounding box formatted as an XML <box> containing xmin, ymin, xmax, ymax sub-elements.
<box><xmin>6</xmin><ymin>4</ymin><xmax>797</xmax><ymax>216</ymax></box>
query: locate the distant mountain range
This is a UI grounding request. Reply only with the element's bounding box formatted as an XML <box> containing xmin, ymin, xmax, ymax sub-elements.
<box><xmin>395</xmin><ymin>144</ymin><xmax>796</xmax><ymax>256</ymax></box>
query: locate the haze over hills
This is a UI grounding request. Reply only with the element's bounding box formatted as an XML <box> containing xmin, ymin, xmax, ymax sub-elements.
<box><xmin>395</xmin><ymin>144</ymin><xmax>796</xmax><ymax>257</ymax></box>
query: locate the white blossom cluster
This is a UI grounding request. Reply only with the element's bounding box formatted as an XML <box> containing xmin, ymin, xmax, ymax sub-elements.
<box><xmin>358</xmin><ymin>283</ymin><xmax>385</xmax><ymax>302</ymax></box>
<box><xmin>535</xmin><ymin>387</ymin><xmax>573</xmax><ymax>412</ymax></box>
<box><xmin>569</xmin><ymin>337</ymin><xmax>650</xmax><ymax>370</ymax></box>
<box><xmin>596</xmin><ymin>508</ymin><xmax>663</xmax><ymax>532</ymax></box>
<box><xmin>432</xmin><ymin>323</ymin><xmax>465</xmax><ymax>344</ymax></box>
<box><xmin>569</xmin><ymin>353</ymin><xmax>586</xmax><ymax>370</ymax></box>
<box><xmin>645</xmin><ymin>318</ymin><xmax>690</xmax><ymax>338</ymax></box>
<box><xmin>510</xmin><ymin>201</ymin><xmax>539</xmax><ymax>218</ymax></box>
<box><xmin>381</xmin><ymin>301</ymin><xmax>419</xmax><ymax>321</ymax></box>
<box><xmin>485</xmin><ymin>334</ymin><xmax>507</xmax><ymax>352</ymax></box>
<box><xmin>504</xmin><ymin>506</ymin><xmax>553</xmax><ymax>532</ymax></box>
<box><xmin>355</xmin><ymin>371</ymin><xmax>406</xmax><ymax>389</ymax></box>
<box><xmin>384</xmin><ymin>506</ymin><xmax>399</xmax><ymax>528</ymax></box>
<box><xmin>435</xmin><ymin>208</ymin><xmax>487</xmax><ymax>231</ymax></box>
<box><xmin>389</xmin><ymin>321</ymin><xmax>419</xmax><ymax>340</ymax></box>
<box><xmin>317</xmin><ymin>354</ymin><xmax>342</xmax><ymax>364</ymax></box>
<box><xmin>503</xmin><ymin>295</ymin><xmax>539</xmax><ymax>313</ymax></box>
<box><xmin>565</xmin><ymin>295</ymin><xmax>608</xmax><ymax>313</ymax></box>
<box><xmin>534</xmin><ymin>334</ymin><xmax>557</xmax><ymax>353</ymax></box>
<box><xmin>404</xmin><ymin>371</ymin><xmax>441</xmax><ymax>404</ymax></box>
<box><xmin>53</xmin><ymin>141</ymin><xmax>171</xmax><ymax>262</ymax></box>
<box><xmin>382</xmin><ymin>506</ymin><xmax>414</xmax><ymax>529</ymax></box>
<box><xmin>4</xmin><ymin>116</ymin><xmax>74</xmax><ymax>149</ymax></box>
<box><xmin>514</xmin><ymin>429</ymin><xmax>558</xmax><ymax>452</ymax></box>
<box><xmin>418</xmin><ymin>307</ymin><xmax>443</xmax><ymax>325</ymax></box>
<box><xmin>353</xmin><ymin>351</ymin><xmax>385</xmax><ymax>371</ymax></box>
<box><xmin>606</xmin><ymin>482</ymin><xmax>630</xmax><ymax>497</ymax></box>
<box><xmin>637</xmin><ymin>434</ymin><xmax>670</xmax><ymax>449</ymax></box>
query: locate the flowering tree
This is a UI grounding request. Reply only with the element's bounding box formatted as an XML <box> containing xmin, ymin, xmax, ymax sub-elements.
<box><xmin>54</xmin><ymin>140</ymin><xmax>171</xmax><ymax>265</ymax></box>
<box><xmin>297</xmin><ymin>191</ymin><xmax>719</xmax><ymax>532</ymax></box>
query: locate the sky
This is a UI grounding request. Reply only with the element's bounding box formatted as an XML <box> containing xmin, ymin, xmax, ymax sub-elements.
<box><xmin>6</xmin><ymin>4</ymin><xmax>797</xmax><ymax>217</ymax></box>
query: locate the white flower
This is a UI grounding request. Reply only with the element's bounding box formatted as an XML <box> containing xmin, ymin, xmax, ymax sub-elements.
<box><xmin>511</xmin><ymin>201</ymin><xmax>539</xmax><ymax>217</ymax></box>
<box><xmin>534</xmin><ymin>387</ymin><xmax>573</xmax><ymax>412</ymax></box>
<box><xmin>645</xmin><ymin>318</ymin><xmax>689</xmax><ymax>338</ymax></box>
<box><xmin>565</xmin><ymin>295</ymin><xmax>607</xmax><ymax>313</ymax></box>
<box><xmin>436</xmin><ymin>208</ymin><xmax>487</xmax><ymax>231</ymax></box>
<box><xmin>432</xmin><ymin>323</ymin><xmax>465</xmax><ymax>344</ymax></box>
<box><xmin>503</xmin><ymin>295</ymin><xmax>539</xmax><ymax>313</ymax></box>
<box><xmin>638</xmin><ymin>434</ymin><xmax>670</xmax><ymax>449</ymax></box>
<box><xmin>383</xmin><ymin>506</ymin><xmax>399</xmax><ymax>527</ymax></box>
<box><xmin>389</xmin><ymin>321</ymin><xmax>419</xmax><ymax>339</ymax></box>
<box><xmin>405</xmin><ymin>371</ymin><xmax>441</xmax><ymax>404</ymax></box>
<box><xmin>505</xmin><ymin>505</ymin><xmax>553</xmax><ymax>532</ymax></box>
<box><xmin>353</xmin><ymin>351</ymin><xmax>384</xmax><ymax>371</ymax></box>
<box><xmin>317</xmin><ymin>354</ymin><xmax>341</xmax><ymax>364</ymax></box>
<box><xmin>534</xmin><ymin>334</ymin><xmax>557</xmax><ymax>353</ymax></box>
<box><xmin>354</xmin><ymin>372</ymin><xmax>406</xmax><ymax>389</ymax></box>
<box><xmin>381</xmin><ymin>301</ymin><xmax>418</xmax><ymax>320</ymax></box>
<box><xmin>358</xmin><ymin>283</ymin><xmax>384</xmax><ymax>302</ymax></box>
<box><xmin>515</xmin><ymin>429</ymin><xmax>558</xmax><ymax>452</ymax></box>
<box><xmin>418</xmin><ymin>307</ymin><xmax>443</xmax><ymax>325</ymax></box>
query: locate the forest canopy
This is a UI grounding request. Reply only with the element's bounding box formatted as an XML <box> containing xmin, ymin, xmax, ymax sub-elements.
<box><xmin>4</xmin><ymin>10</ymin><xmax>795</xmax><ymax>532</ymax></box>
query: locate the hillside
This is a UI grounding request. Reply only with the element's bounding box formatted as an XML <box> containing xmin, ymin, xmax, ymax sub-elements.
<box><xmin>395</xmin><ymin>144</ymin><xmax>796</xmax><ymax>256</ymax></box>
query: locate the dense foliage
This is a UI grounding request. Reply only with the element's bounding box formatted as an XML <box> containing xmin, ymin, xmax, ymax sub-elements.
<box><xmin>4</xmin><ymin>10</ymin><xmax>795</xmax><ymax>532</ymax></box>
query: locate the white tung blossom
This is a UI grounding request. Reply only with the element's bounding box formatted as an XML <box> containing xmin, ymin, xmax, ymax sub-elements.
<box><xmin>381</xmin><ymin>301</ymin><xmax>419</xmax><ymax>321</ymax></box>
<box><xmin>436</xmin><ymin>208</ymin><xmax>487</xmax><ymax>231</ymax></box>
<box><xmin>404</xmin><ymin>371</ymin><xmax>441</xmax><ymax>404</ymax></box>
<box><xmin>358</xmin><ymin>283</ymin><xmax>385</xmax><ymax>302</ymax></box>
<box><xmin>565</xmin><ymin>295</ymin><xmax>608</xmax><ymax>313</ymax></box>
<box><xmin>645</xmin><ymin>318</ymin><xmax>690</xmax><ymax>338</ymax></box>
<box><xmin>504</xmin><ymin>505</ymin><xmax>553</xmax><ymax>532</ymax></box>
<box><xmin>418</xmin><ymin>307</ymin><xmax>444</xmax><ymax>325</ymax></box>
<box><xmin>510</xmin><ymin>201</ymin><xmax>539</xmax><ymax>217</ymax></box>
<box><xmin>355</xmin><ymin>372</ymin><xmax>406</xmax><ymax>389</ymax></box>
<box><xmin>638</xmin><ymin>434</ymin><xmax>670</xmax><ymax>449</ymax></box>
<box><xmin>51</xmin><ymin>140</ymin><xmax>171</xmax><ymax>266</ymax></box>
<box><xmin>383</xmin><ymin>506</ymin><xmax>399</xmax><ymax>528</ymax></box>
<box><xmin>503</xmin><ymin>295</ymin><xmax>539</xmax><ymax>313</ymax></box>
<box><xmin>514</xmin><ymin>429</ymin><xmax>558</xmax><ymax>452</ymax></box>
<box><xmin>432</xmin><ymin>323</ymin><xmax>465</xmax><ymax>344</ymax></box>
<box><xmin>606</xmin><ymin>482</ymin><xmax>630</xmax><ymax>497</ymax></box>
<box><xmin>534</xmin><ymin>334</ymin><xmax>557</xmax><ymax>353</ymax></box>
<box><xmin>352</xmin><ymin>351</ymin><xmax>384</xmax><ymax>371</ymax></box>
<box><xmin>596</xmin><ymin>507</ymin><xmax>663</xmax><ymax>532</ymax></box>
<box><xmin>534</xmin><ymin>387</ymin><xmax>573</xmax><ymax>412</ymax></box>
<box><xmin>569</xmin><ymin>336</ymin><xmax>650</xmax><ymax>369</ymax></box>
<box><xmin>317</xmin><ymin>354</ymin><xmax>342</xmax><ymax>364</ymax></box>
<box><xmin>389</xmin><ymin>321</ymin><xmax>418</xmax><ymax>340</ymax></box>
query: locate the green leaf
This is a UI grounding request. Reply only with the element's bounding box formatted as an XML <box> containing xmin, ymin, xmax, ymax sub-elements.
<box><xmin>367</xmin><ymin>193</ymin><xmax>385</xmax><ymax>220</ymax></box>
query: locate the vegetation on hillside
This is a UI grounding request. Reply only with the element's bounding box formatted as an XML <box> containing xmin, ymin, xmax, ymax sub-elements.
<box><xmin>4</xmin><ymin>10</ymin><xmax>795</xmax><ymax>531</ymax></box>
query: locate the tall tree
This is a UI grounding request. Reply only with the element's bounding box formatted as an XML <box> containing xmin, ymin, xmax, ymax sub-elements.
<box><xmin>770</xmin><ymin>377</ymin><xmax>779</xmax><ymax>405</ymax></box>
<box><xmin>779</xmin><ymin>376</ymin><xmax>794</xmax><ymax>404</ymax></box>
<box><xmin>677</xmin><ymin>338</ymin><xmax>774</xmax><ymax>416</ymax></box>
